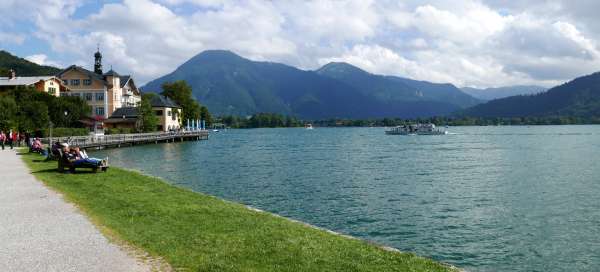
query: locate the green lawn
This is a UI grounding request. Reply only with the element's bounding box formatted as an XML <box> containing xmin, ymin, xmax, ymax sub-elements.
<box><xmin>21</xmin><ymin>152</ymin><xmax>456</xmax><ymax>272</ymax></box>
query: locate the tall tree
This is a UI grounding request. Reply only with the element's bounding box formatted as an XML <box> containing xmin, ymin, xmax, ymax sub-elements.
<box><xmin>138</xmin><ymin>93</ymin><xmax>159</xmax><ymax>132</ymax></box>
<box><xmin>0</xmin><ymin>95</ymin><xmax>17</xmax><ymax>130</ymax></box>
<box><xmin>160</xmin><ymin>80</ymin><xmax>203</xmax><ymax>121</ymax></box>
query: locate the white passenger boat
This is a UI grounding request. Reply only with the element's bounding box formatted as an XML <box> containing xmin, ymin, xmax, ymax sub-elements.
<box><xmin>385</xmin><ymin>123</ymin><xmax>447</xmax><ymax>135</ymax></box>
<box><xmin>305</xmin><ymin>123</ymin><xmax>314</xmax><ymax>130</ymax></box>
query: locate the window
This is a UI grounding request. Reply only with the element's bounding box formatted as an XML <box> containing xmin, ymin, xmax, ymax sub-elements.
<box><xmin>49</xmin><ymin>81</ymin><xmax>54</xmax><ymax>86</ymax></box>
<box><xmin>60</xmin><ymin>92</ymin><xmax>68</xmax><ymax>97</ymax></box>
<box><xmin>167</xmin><ymin>110</ymin><xmax>171</xmax><ymax>116</ymax></box>
<box><xmin>155</xmin><ymin>110</ymin><xmax>163</xmax><ymax>116</ymax></box>
<box><xmin>95</xmin><ymin>107</ymin><xmax>105</xmax><ymax>116</ymax></box>
<box><xmin>62</xmin><ymin>79</ymin><xmax>68</xmax><ymax>85</ymax></box>
<box><xmin>95</xmin><ymin>93</ymin><xmax>104</xmax><ymax>101</ymax></box>
<box><xmin>83</xmin><ymin>79</ymin><xmax>92</xmax><ymax>86</ymax></box>
<box><xmin>71</xmin><ymin>92</ymin><xmax>80</xmax><ymax>97</ymax></box>
<box><xmin>70</xmin><ymin>79</ymin><xmax>80</xmax><ymax>86</ymax></box>
<box><xmin>171</xmin><ymin>111</ymin><xmax>177</xmax><ymax>121</ymax></box>
<box><xmin>48</xmin><ymin>87</ymin><xmax>56</xmax><ymax>95</ymax></box>
<box><xmin>85</xmin><ymin>93</ymin><xmax>93</xmax><ymax>101</ymax></box>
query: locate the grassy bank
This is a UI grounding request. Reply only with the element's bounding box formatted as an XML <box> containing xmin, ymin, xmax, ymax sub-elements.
<box><xmin>21</xmin><ymin>152</ymin><xmax>455</xmax><ymax>272</ymax></box>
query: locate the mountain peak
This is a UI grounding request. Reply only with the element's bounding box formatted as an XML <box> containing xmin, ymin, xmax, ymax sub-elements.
<box><xmin>317</xmin><ymin>62</ymin><xmax>369</xmax><ymax>75</ymax></box>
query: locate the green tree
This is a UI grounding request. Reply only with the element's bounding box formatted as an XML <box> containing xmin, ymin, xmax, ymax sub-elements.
<box><xmin>17</xmin><ymin>101</ymin><xmax>49</xmax><ymax>132</ymax></box>
<box><xmin>160</xmin><ymin>80</ymin><xmax>203</xmax><ymax>121</ymax></box>
<box><xmin>49</xmin><ymin>96</ymin><xmax>91</xmax><ymax>127</ymax></box>
<box><xmin>138</xmin><ymin>93</ymin><xmax>159</xmax><ymax>132</ymax></box>
<box><xmin>200</xmin><ymin>106</ymin><xmax>212</xmax><ymax>126</ymax></box>
<box><xmin>0</xmin><ymin>95</ymin><xmax>17</xmax><ymax>130</ymax></box>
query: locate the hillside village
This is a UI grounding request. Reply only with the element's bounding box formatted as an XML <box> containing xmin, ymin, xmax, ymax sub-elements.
<box><xmin>0</xmin><ymin>49</ymin><xmax>187</xmax><ymax>134</ymax></box>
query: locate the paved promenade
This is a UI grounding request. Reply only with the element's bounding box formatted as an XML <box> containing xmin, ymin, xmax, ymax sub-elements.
<box><xmin>0</xmin><ymin>149</ymin><xmax>150</xmax><ymax>272</ymax></box>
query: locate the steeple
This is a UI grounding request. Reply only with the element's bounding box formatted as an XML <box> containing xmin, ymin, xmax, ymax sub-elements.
<box><xmin>94</xmin><ymin>44</ymin><xmax>103</xmax><ymax>75</ymax></box>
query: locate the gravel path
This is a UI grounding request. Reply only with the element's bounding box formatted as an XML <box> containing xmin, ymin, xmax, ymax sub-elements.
<box><xmin>0</xmin><ymin>149</ymin><xmax>152</xmax><ymax>272</ymax></box>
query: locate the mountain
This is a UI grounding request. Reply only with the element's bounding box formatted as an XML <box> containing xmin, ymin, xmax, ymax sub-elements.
<box><xmin>461</xmin><ymin>85</ymin><xmax>546</xmax><ymax>101</ymax></box>
<box><xmin>144</xmin><ymin>50</ymin><xmax>481</xmax><ymax>119</ymax></box>
<box><xmin>317</xmin><ymin>62</ymin><xmax>480</xmax><ymax>108</ymax></box>
<box><xmin>462</xmin><ymin>72</ymin><xmax>600</xmax><ymax>118</ymax></box>
<box><xmin>0</xmin><ymin>50</ymin><xmax>61</xmax><ymax>76</ymax></box>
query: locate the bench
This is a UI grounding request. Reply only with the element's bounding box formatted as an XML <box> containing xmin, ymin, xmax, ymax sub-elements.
<box><xmin>57</xmin><ymin>149</ymin><xmax>109</xmax><ymax>173</ymax></box>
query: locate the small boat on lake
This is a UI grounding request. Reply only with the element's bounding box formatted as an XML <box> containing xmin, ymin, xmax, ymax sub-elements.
<box><xmin>305</xmin><ymin>124</ymin><xmax>314</xmax><ymax>130</ymax></box>
<box><xmin>385</xmin><ymin>123</ymin><xmax>447</xmax><ymax>135</ymax></box>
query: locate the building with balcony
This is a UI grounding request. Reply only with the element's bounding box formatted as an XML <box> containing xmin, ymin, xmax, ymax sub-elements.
<box><xmin>56</xmin><ymin>49</ymin><xmax>141</xmax><ymax>119</ymax></box>
<box><xmin>0</xmin><ymin>69</ymin><xmax>67</xmax><ymax>96</ymax></box>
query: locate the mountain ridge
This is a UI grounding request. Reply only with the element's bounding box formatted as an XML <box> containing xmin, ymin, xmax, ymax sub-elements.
<box><xmin>461</xmin><ymin>85</ymin><xmax>546</xmax><ymax>101</ymax></box>
<box><xmin>461</xmin><ymin>72</ymin><xmax>600</xmax><ymax>118</ymax></box>
<box><xmin>0</xmin><ymin>50</ymin><xmax>62</xmax><ymax>76</ymax></box>
<box><xmin>143</xmin><ymin>50</ymin><xmax>481</xmax><ymax>118</ymax></box>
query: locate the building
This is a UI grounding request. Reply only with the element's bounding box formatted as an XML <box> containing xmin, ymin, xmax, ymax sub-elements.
<box><xmin>151</xmin><ymin>95</ymin><xmax>182</xmax><ymax>131</ymax></box>
<box><xmin>103</xmin><ymin>107</ymin><xmax>139</xmax><ymax>131</ymax></box>
<box><xmin>104</xmin><ymin>95</ymin><xmax>182</xmax><ymax>132</ymax></box>
<box><xmin>0</xmin><ymin>69</ymin><xmax>67</xmax><ymax>96</ymax></box>
<box><xmin>56</xmin><ymin>49</ymin><xmax>141</xmax><ymax>119</ymax></box>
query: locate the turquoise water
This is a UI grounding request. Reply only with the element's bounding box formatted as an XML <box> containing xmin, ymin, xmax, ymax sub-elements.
<box><xmin>93</xmin><ymin>126</ymin><xmax>600</xmax><ymax>271</ymax></box>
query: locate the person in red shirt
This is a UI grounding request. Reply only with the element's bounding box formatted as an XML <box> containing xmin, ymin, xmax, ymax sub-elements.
<box><xmin>0</xmin><ymin>131</ymin><xmax>5</xmax><ymax>150</ymax></box>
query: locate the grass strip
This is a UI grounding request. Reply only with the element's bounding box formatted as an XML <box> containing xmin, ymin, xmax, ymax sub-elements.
<box><xmin>21</xmin><ymin>152</ymin><xmax>456</xmax><ymax>272</ymax></box>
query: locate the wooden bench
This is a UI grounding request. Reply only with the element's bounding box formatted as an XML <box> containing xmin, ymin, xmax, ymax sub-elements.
<box><xmin>57</xmin><ymin>149</ymin><xmax>108</xmax><ymax>173</ymax></box>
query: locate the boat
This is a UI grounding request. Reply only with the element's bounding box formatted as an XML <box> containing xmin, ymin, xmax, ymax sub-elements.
<box><xmin>385</xmin><ymin>123</ymin><xmax>447</xmax><ymax>135</ymax></box>
<box><xmin>305</xmin><ymin>123</ymin><xmax>314</xmax><ymax>130</ymax></box>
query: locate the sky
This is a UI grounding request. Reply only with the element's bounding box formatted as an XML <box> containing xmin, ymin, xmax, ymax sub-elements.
<box><xmin>2</xmin><ymin>0</ymin><xmax>600</xmax><ymax>88</ymax></box>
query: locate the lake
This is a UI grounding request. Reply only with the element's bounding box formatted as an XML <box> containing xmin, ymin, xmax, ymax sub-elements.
<box><xmin>93</xmin><ymin>126</ymin><xmax>600</xmax><ymax>271</ymax></box>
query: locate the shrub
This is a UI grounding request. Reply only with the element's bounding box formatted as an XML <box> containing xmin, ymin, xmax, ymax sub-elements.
<box><xmin>43</xmin><ymin>127</ymin><xmax>89</xmax><ymax>137</ymax></box>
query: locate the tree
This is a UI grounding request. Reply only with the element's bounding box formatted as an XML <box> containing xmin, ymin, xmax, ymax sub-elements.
<box><xmin>17</xmin><ymin>101</ymin><xmax>49</xmax><ymax>132</ymax></box>
<box><xmin>49</xmin><ymin>96</ymin><xmax>91</xmax><ymax>127</ymax></box>
<box><xmin>138</xmin><ymin>93</ymin><xmax>158</xmax><ymax>132</ymax></box>
<box><xmin>160</xmin><ymin>80</ymin><xmax>203</xmax><ymax>121</ymax></box>
<box><xmin>0</xmin><ymin>95</ymin><xmax>17</xmax><ymax>130</ymax></box>
<box><xmin>200</xmin><ymin>106</ymin><xmax>212</xmax><ymax>126</ymax></box>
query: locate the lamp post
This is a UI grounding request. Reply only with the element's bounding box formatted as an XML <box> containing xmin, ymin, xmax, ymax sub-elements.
<box><xmin>48</xmin><ymin>120</ymin><xmax>54</xmax><ymax>146</ymax></box>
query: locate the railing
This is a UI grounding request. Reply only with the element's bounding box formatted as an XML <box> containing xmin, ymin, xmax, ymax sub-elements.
<box><xmin>42</xmin><ymin>130</ymin><xmax>209</xmax><ymax>148</ymax></box>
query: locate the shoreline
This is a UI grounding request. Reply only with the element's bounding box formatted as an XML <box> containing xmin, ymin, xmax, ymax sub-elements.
<box><xmin>20</xmin><ymin>151</ymin><xmax>457</xmax><ymax>271</ymax></box>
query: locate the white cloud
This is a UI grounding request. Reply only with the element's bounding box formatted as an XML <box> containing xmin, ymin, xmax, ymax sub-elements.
<box><xmin>4</xmin><ymin>0</ymin><xmax>600</xmax><ymax>88</ymax></box>
<box><xmin>0</xmin><ymin>32</ymin><xmax>26</xmax><ymax>45</ymax></box>
<box><xmin>25</xmin><ymin>54</ymin><xmax>62</xmax><ymax>67</ymax></box>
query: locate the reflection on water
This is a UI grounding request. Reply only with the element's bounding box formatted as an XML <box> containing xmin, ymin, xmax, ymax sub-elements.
<box><xmin>93</xmin><ymin>126</ymin><xmax>600</xmax><ymax>272</ymax></box>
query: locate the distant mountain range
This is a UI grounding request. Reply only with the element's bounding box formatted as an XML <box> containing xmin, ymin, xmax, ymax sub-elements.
<box><xmin>143</xmin><ymin>50</ymin><xmax>480</xmax><ymax>119</ymax></box>
<box><xmin>3</xmin><ymin>49</ymin><xmax>600</xmax><ymax>121</ymax></box>
<box><xmin>461</xmin><ymin>85</ymin><xmax>546</xmax><ymax>101</ymax></box>
<box><xmin>462</xmin><ymin>72</ymin><xmax>600</xmax><ymax>118</ymax></box>
<box><xmin>0</xmin><ymin>50</ymin><xmax>62</xmax><ymax>76</ymax></box>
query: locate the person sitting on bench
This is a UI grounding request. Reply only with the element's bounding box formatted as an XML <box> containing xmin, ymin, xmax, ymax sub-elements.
<box><xmin>30</xmin><ymin>138</ymin><xmax>43</xmax><ymax>153</ymax></box>
<box><xmin>62</xmin><ymin>146</ymin><xmax>105</xmax><ymax>168</ymax></box>
<box><xmin>71</xmin><ymin>147</ymin><xmax>105</xmax><ymax>166</ymax></box>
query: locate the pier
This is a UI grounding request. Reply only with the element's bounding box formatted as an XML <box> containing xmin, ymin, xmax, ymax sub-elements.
<box><xmin>42</xmin><ymin>130</ymin><xmax>209</xmax><ymax>149</ymax></box>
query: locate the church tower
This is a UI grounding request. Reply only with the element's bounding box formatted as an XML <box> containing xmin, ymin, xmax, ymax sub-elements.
<box><xmin>94</xmin><ymin>46</ymin><xmax>103</xmax><ymax>75</ymax></box>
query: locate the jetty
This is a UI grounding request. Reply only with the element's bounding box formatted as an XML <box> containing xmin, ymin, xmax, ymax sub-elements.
<box><xmin>42</xmin><ymin>130</ymin><xmax>209</xmax><ymax>149</ymax></box>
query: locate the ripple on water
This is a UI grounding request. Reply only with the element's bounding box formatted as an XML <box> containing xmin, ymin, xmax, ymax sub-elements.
<box><xmin>92</xmin><ymin>126</ymin><xmax>600</xmax><ymax>272</ymax></box>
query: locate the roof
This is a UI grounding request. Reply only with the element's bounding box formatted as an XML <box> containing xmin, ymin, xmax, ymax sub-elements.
<box><xmin>58</xmin><ymin>65</ymin><xmax>105</xmax><ymax>82</ymax></box>
<box><xmin>151</xmin><ymin>95</ymin><xmax>181</xmax><ymax>108</ymax></box>
<box><xmin>119</xmin><ymin>75</ymin><xmax>131</xmax><ymax>88</ymax></box>
<box><xmin>103</xmin><ymin>69</ymin><xmax>120</xmax><ymax>77</ymax></box>
<box><xmin>108</xmin><ymin>107</ymin><xmax>138</xmax><ymax>119</ymax></box>
<box><xmin>0</xmin><ymin>76</ymin><xmax>55</xmax><ymax>86</ymax></box>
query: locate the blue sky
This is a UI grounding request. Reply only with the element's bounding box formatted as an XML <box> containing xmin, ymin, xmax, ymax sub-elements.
<box><xmin>2</xmin><ymin>0</ymin><xmax>600</xmax><ymax>88</ymax></box>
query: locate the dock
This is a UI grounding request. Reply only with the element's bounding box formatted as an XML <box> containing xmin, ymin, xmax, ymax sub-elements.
<box><xmin>42</xmin><ymin>130</ymin><xmax>209</xmax><ymax>149</ymax></box>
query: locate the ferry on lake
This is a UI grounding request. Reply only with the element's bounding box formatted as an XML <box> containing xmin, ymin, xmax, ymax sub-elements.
<box><xmin>305</xmin><ymin>123</ymin><xmax>314</xmax><ymax>130</ymax></box>
<box><xmin>385</xmin><ymin>123</ymin><xmax>447</xmax><ymax>135</ymax></box>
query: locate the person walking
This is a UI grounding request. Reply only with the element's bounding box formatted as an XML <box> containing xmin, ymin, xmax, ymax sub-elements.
<box><xmin>0</xmin><ymin>131</ymin><xmax>5</xmax><ymax>150</ymax></box>
<box><xmin>7</xmin><ymin>129</ymin><xmax>14</xmax><ymax>149</ymax></box>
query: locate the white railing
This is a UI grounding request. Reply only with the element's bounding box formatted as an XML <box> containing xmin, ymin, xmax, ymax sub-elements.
<box><xmin>42</xmin><ymin>130</ymin><xmax>209</xmax><ymax>147</ymax></box>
